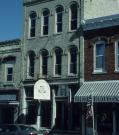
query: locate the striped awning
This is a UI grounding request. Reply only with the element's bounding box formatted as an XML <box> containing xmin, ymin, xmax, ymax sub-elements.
<box><xmin>74</xmin><ymin>81</ymin><xmax>119</xmax><ymax>102</ymax></box>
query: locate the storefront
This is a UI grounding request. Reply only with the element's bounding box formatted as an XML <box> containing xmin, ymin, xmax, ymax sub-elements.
<box><xmin>0</xmin><ymin>89</ymin><xmax>19</xmax><ymax>124</ymax></box>
<box><xmin>74</xmin><ymin>81</ymin><xmax>119</xmax><ymax>135</ymax></box>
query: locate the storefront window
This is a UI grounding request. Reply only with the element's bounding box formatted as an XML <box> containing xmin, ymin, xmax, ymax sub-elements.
<box><xmin>97</xmin><ymin>104</ymin><xmax>113</xmax><ymax>134</ymax></box>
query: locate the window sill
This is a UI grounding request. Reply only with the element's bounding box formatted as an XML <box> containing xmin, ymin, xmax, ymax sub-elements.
<box><xmin>68</xmin><ymin>29</ymin><xmax>77</xmax><ymax>33</ymax></box>
<box><xmin>39</xmin><ymin>35</ymin><xmax>49</xmax><ymax>38</ymax></box>
<box><xmin>53</xmin><ymin>75</ymin><xmax>61</xmax><ymax>78</ymax></box>
<box><xmin>53</xmin><ymin>32</ymin><xmax>63</xmax><ymax>36</ymax></box>
<box><xmin>114</xmin><ymin>70</ymin><xmax>119</xmax><ymax>73</ymax></box>
<box><xmin>67</xmin><ymin>73</ymin><xmax>78</xmax><ymax>77</ymax></box>
<box><xmin>92</xmin><ymin>71</ymin><xmax>107</xmax><ymax>74</ymax></box>
<box><xmin>27</xmin><ymin>37</ymin><xmax>36</xmax><ymax>40</ymax></box>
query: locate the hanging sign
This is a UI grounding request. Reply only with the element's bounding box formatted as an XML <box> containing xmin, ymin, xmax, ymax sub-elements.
<box><xmin>34</xmin><ymin>79</ymin><xmax>50</xmax><ymax>100</ymax></box>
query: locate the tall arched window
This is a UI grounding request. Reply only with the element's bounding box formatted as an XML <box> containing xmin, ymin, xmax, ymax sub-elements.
<box><xmin>54</xmin><ymin>48</ymin><xmax>63</xmax><ymax>75</ymax></box>
<box><xmin>68</xmin><ymin>46</ymin><xmax>78</xmax><ymax>75</ymax></box>
<box><xmin>40</xmin><ymin>49</ymin><xmax>48</xmax><ymax>76</ymax></box>
<box><xmin>27</xmin><ymin>51</ymin><xmax>35</xmax><ymax>78</ymax></box>
<box><xmin>29</xmin><ymin>11</ymin><xmax>37</xmax><ymax>37</ymax></box>
<box><xmin>42</xmin><ymin>9</ymin><xmax>50</xmax><ymax>35</ymax></box>
<box><xmin>69</xmin><ymin>2</ymin><xmax>78</xmax><ymax>31</ymax></box>
<box><xmin>55</xmin><ymin>5</ymin><xmax>64</xmax><ymax>33</ymax></box>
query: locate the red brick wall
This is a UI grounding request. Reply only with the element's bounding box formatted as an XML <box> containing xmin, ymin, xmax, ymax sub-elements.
<box><xmin>84</xmin><ymin>26</ymin><xmax>119</xmax><ymax>81</ymax></box>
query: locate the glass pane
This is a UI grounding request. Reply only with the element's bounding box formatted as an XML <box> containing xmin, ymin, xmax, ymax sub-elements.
<box><xmin>57</xmin><ymin>23</ymin><xmax>62</xmax><ymax>32</ymax></box>
<box><xmin>7</xmin><ymin>75</ymin><xmax>12</xmax><ymax>81</ymax></box>
<box><xmin>71</xmin><ymin>20</ymin><xmax>77</xmax><ymax>30</ymax></box>
<box><xmin>96</xmin><ymin>44</ymin><xmax>105</xmax><ymax>55</ymax></box>
<box><xmin>43</xmin><ymin>26</ymin><xmax>48</xmax><ymax>35</ymax></box>
<box><xmin>31</xmin><ymin>19</ymin><xmax>36</xmax><ymax>27</ymax></box>
<box><xmin>43</xmin><ymin>10</ymin><xmax>49</xmax><ymax>16</ymax></box>
<box><xmin>96</xmin><ymin>56</ymin><xmax>104</xmax><ymax>69</ymax></box>
<box><xmin>57</xmin><ymin>13</ymin><xmax>62</xmax><ymax>22</ymax></box>
<box><xmin>56</xmin><ymin>6</ymin><xmax>63</xmax><ymax>13</ymax></box>
<box><xmin>44</xmin><ymin>16</ymin><xmax>48</xmax><ymax>25</ymax></box>
<box><xmin>8</xmin><ymin>68</ymin><xmax>13</xmax><ymax>74</ymax></box>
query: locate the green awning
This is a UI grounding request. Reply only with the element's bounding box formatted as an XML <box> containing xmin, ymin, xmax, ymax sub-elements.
<box><xmin>74</xmin><ymin>81</ymin><xmax>119</xmax><ymax>102</ymax></box>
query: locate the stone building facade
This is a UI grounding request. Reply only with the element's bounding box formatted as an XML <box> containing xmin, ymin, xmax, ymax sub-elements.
<box><xmin>0</xmin><ymin>39</ymin><xmax>21</xmax><ymax>124</ymax></box>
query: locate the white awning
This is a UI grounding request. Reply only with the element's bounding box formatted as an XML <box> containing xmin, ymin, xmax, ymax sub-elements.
<box><xmin>74</xmin><ymin>81</ymin><xmax>119</xmax><ymax>102</ymax></box>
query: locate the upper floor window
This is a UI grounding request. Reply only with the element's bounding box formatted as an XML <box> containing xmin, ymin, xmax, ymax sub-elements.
<box><xmin>3</xmin><ymin>57</ymin><xmax>15</xmax><ymax>82</ymax></box>
<box><xmin>29</xmin><ymin>11</ymin><xmax>37</xmax><ymax>38</ymax></box>
<box><xmin>69</xmin><ymin>2</ymin><xmax>78</xmax><ymax>31</ymax></box>
<box><xmin>40</xmin><ymin>50</ymin><xmax>48</xmax><ymax>76</ymax></box>
<box><xmin>68</xmin><ymin>46</ymin><xmax>78</xmax><ymax>75</ymax></box>
<box><xmin>55</xmin><ymin>5</ymin><xmax>64</xmax><ymax>33</ymax></box>
<box><xmin>94</xmin><ymin>41</ymin><xmax>105</xmax><ymax>72</ymax></box>
<box><xmin>27</xmin><ymin>51</ymin><xmax>35</xmax><ymax>78</ymax></box>
<box><xmin>42</xmin><ymin>9</ymin><xmax>50</xmax><ymax>36</ymax></box>
<box><xmin>115</xmin><ymin>40</ymin><xmax>119</xmax><ymax>71</ymax></box>
<box><xmin>54</xmin><ymin>48</ymin><xmax>63</xmax><ymax>76</ymax></box>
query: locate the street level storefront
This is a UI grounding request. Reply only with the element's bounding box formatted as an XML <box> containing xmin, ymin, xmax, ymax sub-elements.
<box><xmin>0</xmin><ymin>89</ymin><xmax>19</xmax><ymax>124</ymax></box>
<box><xmin>74</xmin><ymin>81</ymin><xmax>119</xmax><ymax>135</ymax></box>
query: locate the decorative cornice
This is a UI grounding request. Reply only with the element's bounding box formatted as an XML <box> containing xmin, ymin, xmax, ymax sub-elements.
<box><xmin>23</xmin><ymin>0</ymin><xmax>54</xmax><ymax>6</ymax></box>
<box><xmin>0</xmin><ymin>39</ymin><xmax>21</xmax><ymax>46</ymax></box>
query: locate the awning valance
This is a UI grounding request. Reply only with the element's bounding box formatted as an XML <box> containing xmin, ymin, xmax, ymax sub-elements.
<box><xmin>74</xmin><ymin>81</ymin><xmax>119</xmax><ymax>103</ymax></box>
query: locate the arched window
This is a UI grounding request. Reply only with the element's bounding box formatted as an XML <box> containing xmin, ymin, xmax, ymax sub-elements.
<box><xmin>42</xmin><ymin>9</ymin><xmax>50</xmax><ymax>35</ymax></box>
<box><xmin>40</xmin><ymin>49</ymin><xmax>48</xmax><ymax>76</ymax></box>
<box><xmin>54</xmin><ymin>48</ymin><xmax>63</xmax><ymax>75</ymax></box>
<box><xmin>55</xmin><ymin>5</ymin><xmax>64</xmax><ymax>33</ymax></box>
<box><xmin>69</xmin><ymin>2</ymin><xmax>78</xmax><ymax>31</ymax></box>
<box><xmin>27</xmin><ymin>51</ymin><xmax>35</xmax><ymax>78</ymax></box>
<box><xmin>68</xmin><ymin>46</ymin><xmax>78</xmax><ymax>74</ymax></box>
<box><xmin>29</xmin><ymin>11</ymin><xmax>37</xmax><ymax>37</ymax></box>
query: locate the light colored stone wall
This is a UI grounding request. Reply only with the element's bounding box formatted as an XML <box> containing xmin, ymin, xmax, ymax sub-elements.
<box><xmin>84</xmin><ymin>0</ymin><xmax>119</xmax><ymax>19</ymax></box>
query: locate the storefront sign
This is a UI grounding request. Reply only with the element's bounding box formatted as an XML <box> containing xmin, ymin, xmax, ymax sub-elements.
<box><xmin>34</xmin><ymin>79</ymin><xmax>50</xmax><ymax>100</ymax></box>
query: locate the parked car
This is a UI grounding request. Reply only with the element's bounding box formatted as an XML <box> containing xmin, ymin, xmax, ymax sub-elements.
<box><xmin>0</xmin><ymin>124</ymin><xmax>39</xmax><ymax>135</ymax></box>
<box><xmin>38</xmin><ymin>129</ymin><xmax>51</xmax><ymax>135</ymax></box>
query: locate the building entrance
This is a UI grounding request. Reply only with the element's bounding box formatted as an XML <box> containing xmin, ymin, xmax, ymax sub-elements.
<box><xmin>0</xmin><ymin>106</ymin><xmax>14</xmax><ymax>124</ymax></box>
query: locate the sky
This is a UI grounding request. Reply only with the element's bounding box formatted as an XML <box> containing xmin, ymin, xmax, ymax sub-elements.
<box><xmin>0</xmin><ymin>0</ymin><xmax>23</xmax><ymax>41</ymax></box>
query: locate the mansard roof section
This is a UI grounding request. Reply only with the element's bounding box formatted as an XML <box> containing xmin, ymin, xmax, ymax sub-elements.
<box><xmin>23</xmin><ymin>0</ymin><xmax>54</xmax><ymax>6</ymax></box>
<box><xmin>0</xmin><ymin>39</ymin><xmax>21</xmax><ymax>47</ymax></box>
<box><xmin>83</xmin><ymin>14</ymin><xmax>119</xmax><ymax>31</ymax></box>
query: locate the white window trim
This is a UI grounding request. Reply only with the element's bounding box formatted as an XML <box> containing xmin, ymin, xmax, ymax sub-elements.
<box><xmin>69</xmin><ymin>3</ymin><xmax>78</xmax><ymax>32</ymax></box>
<box><xmin>28</xmin><ymin>14</ymin><xmax>36</xmax><ymax>38</ymax></box>
<box><xmin>115</xmin><ymin>40</ymin><xmax>119</xmax><ymax>72</ymax></box>
<box><xmin>55</xmin><ymin>6</ymin><xmax>63</xmax><ymax>34</ymax></box>
<box><xmin>41</xmin><ymin>10</ymin><xmax>49</xmax><ymax>36</ymax></box>
<box><xmin>93</xmin><ymin>41</ymin><xmax>106</xmax><ymax>73</ymax></box>
<box><xmin>67</xmin><ymin>49</ymin><xmax>78</xmax><ymax>76</ymax></box>
<box><xmin>5</xmin><ymin>63</ymin><xmax>14</xmax><ymax>82</ymax></box>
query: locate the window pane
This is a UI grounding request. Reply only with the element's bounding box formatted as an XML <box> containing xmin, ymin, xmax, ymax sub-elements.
<box><xmin>8</xmin><ymin>68</ymin><xmax>13</xmax><ymax>74</ymax></box>
<box><xmin>57</xmin><ymin>13</ymin><xmax>62</xmax><ymax>22</ymax></box>
<box><xmin>43</xmin><ymin>26</ymin><xmax>48</xmax><ymax>35</ymax></box>
<box><xmin>96</xmin><ymin>56</ymin><xmax>104</xmax><ymax>69</ymax></box>
<box><xmin>57</xmin><ymin>23</ymin><xmax>62</xmax><ymax>32</ymax></box>
<box><xmin>71</xmin><ymin>20</ymin><xmax>77</xmax><ymax>30</ymax></box>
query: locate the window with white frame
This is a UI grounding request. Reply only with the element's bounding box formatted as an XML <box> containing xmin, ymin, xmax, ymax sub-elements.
<box><xmin>115</xmin><ymin>40</ymin><xmax>119</xmax><ymax>71</ymax></box>
<box><xmin>94</xmin><ymin>41</ymin><xmax>105</xmax><ymax>72</ymax></box>
<box><xmin>68</xmin><ymin>46</ymin><xmax>77</xmax><ymax>75</ymax></box>
<box><xmin>27</xmin><ymin>51</ymin><xmax>35</xmax><ymax>78</ymax></box>
<box><xmin>40</xmin><ymin>50</ymin><xmax>48</xmax><ymax>76</ymax></box>
<box><xmin>42</xmin><ymin>9</ymin><xmax>50</xmax><ymax>35</ymax></box>
<box><xmin>69</xmin><ymin>2</ymin><xmax>78</xmax><ymax>31</ymax></box>
<box><xmin>29</xmin><ymin>11</ymin><xmax>37</xmax><ymax>38</ymax></box>
<box><xmin>4</xmin><ymin>59</ymin><xmax>15</xmax><ymax>82</ymax></box>
<box><xmin>54</xmin><ymin>48</ymin><xmax>62</xmax><ymax>76</ymax></box>
<box><xmin>55</xmin><ymin>5</ymin><xmax>64</xmax><ymax>33</ymax></box>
